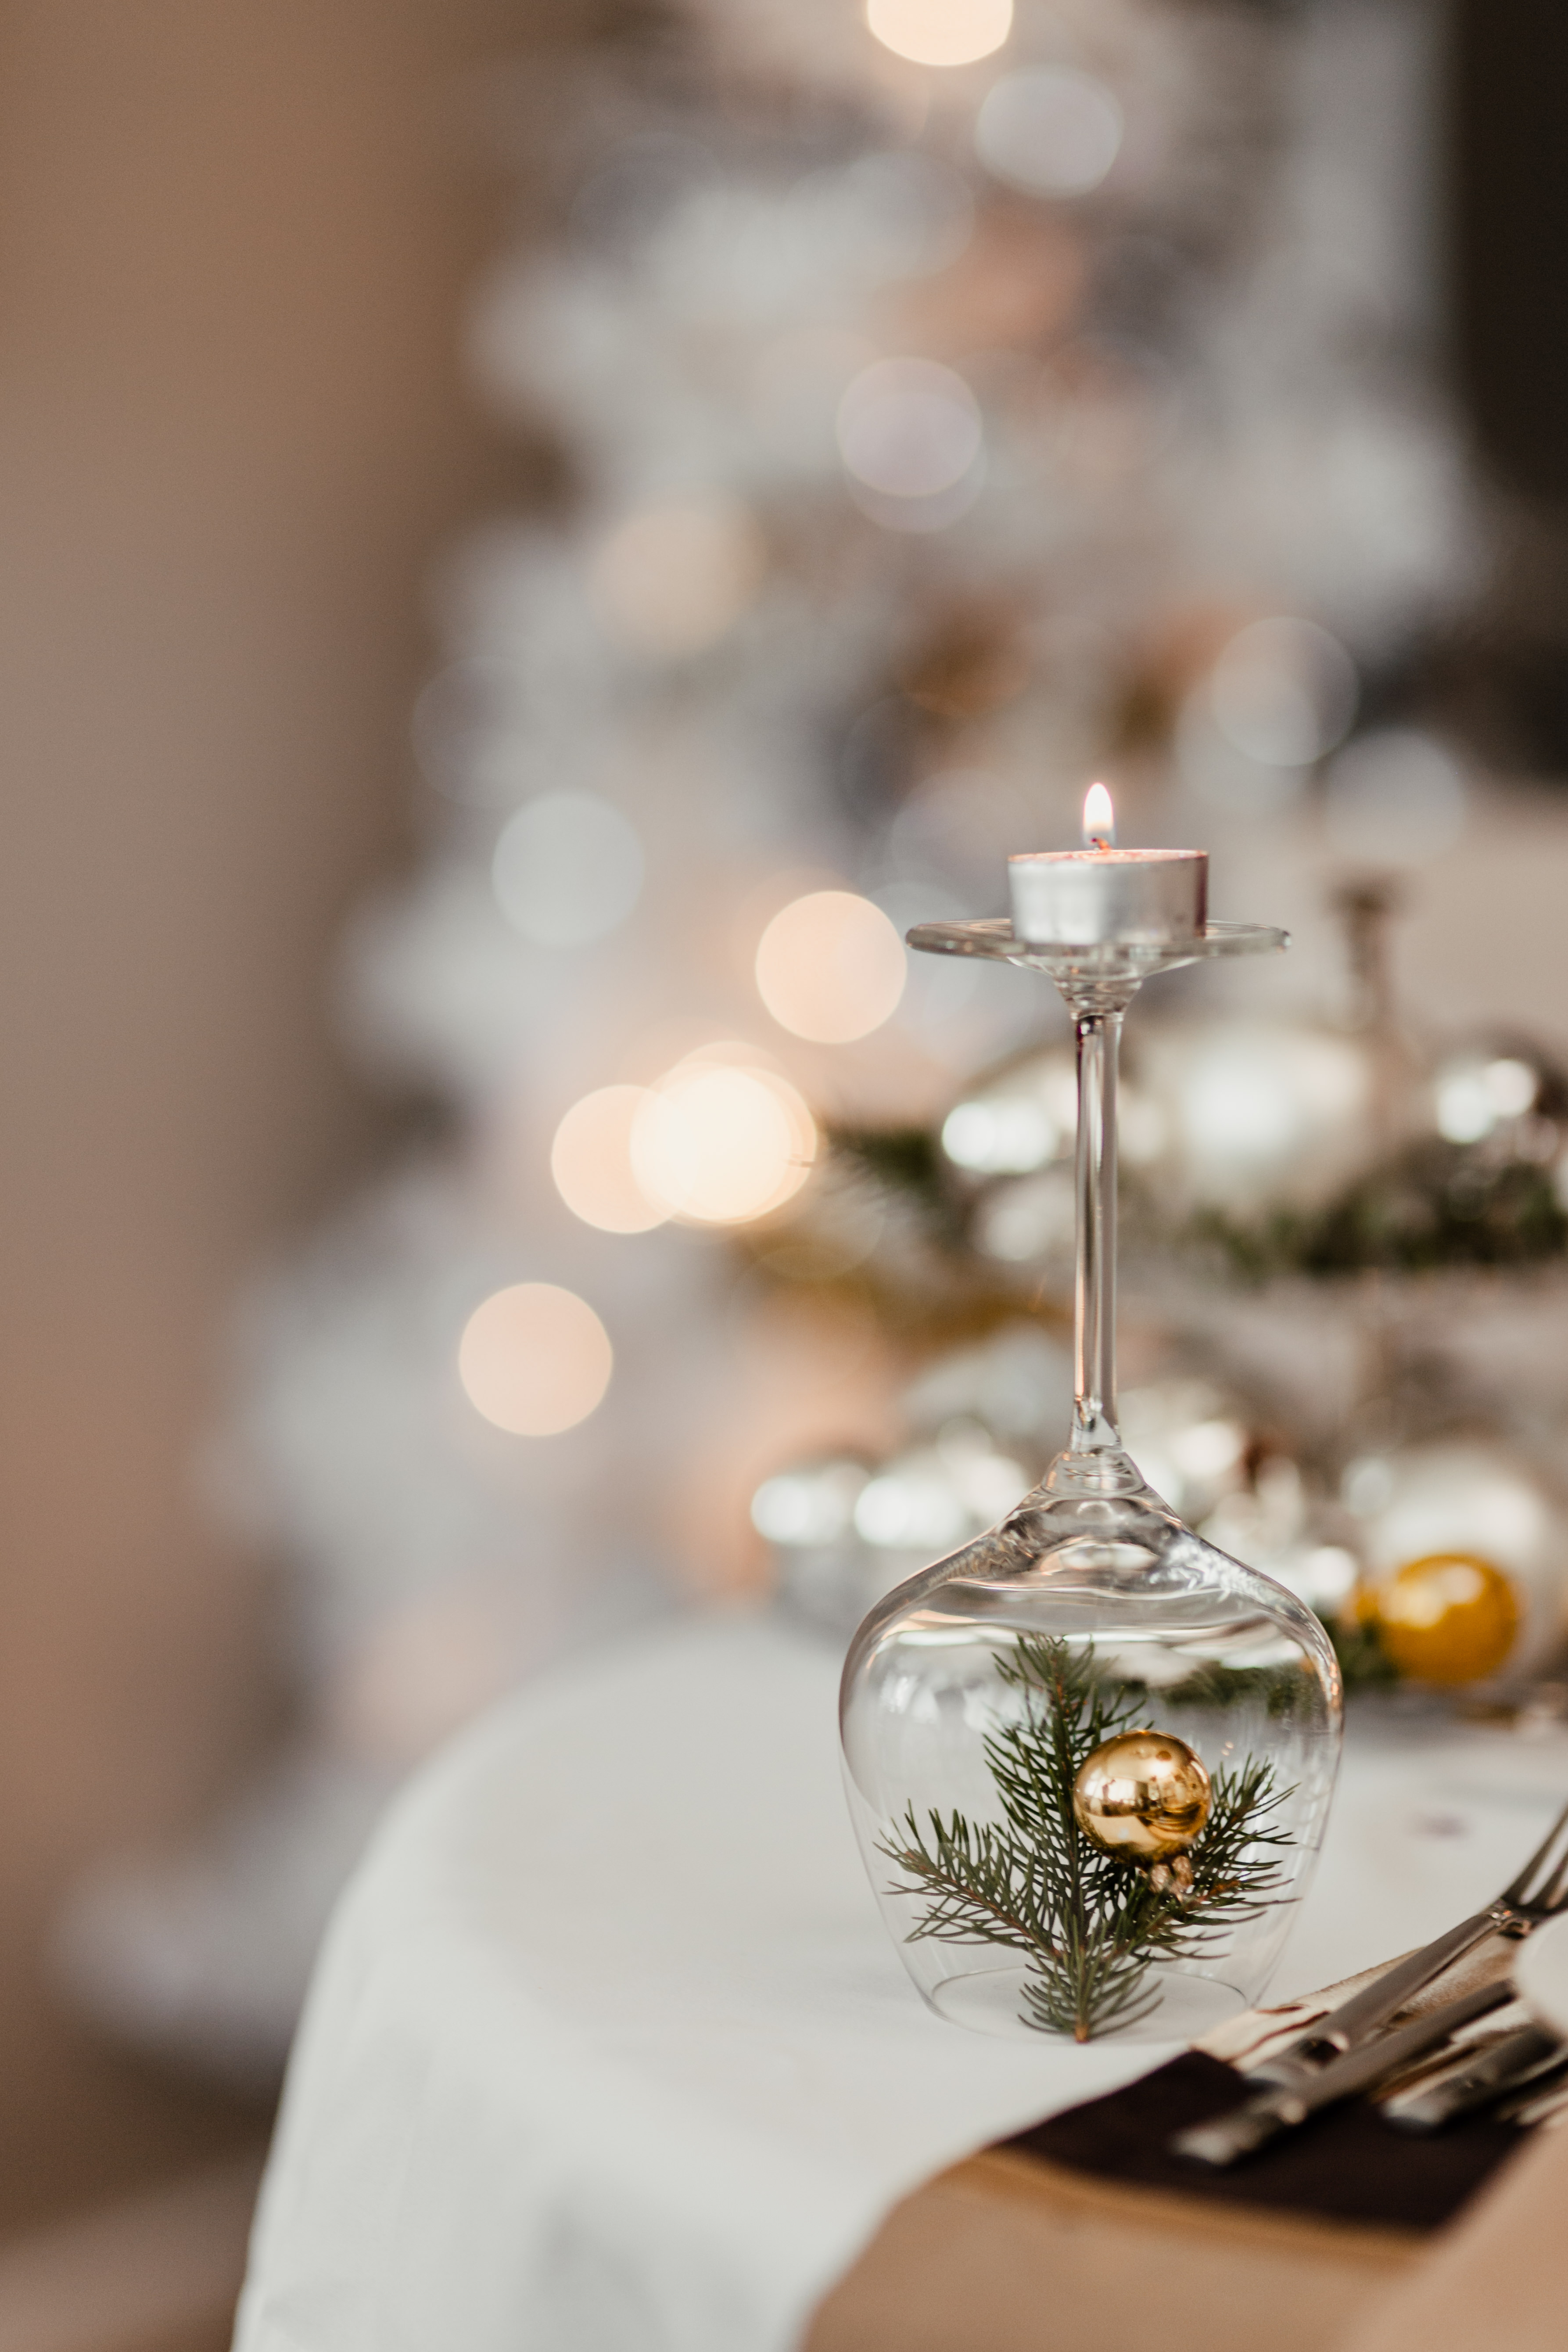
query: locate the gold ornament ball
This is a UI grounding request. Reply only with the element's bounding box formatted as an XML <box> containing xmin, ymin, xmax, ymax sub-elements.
<box><xmin>1372</xmin><ymin>1552</ymin><xmax>1520</xmax><ymax>1685</ymax></box>
<box><xmin>1072</xmin><ymin>1730</ymin><xmax>1212</xmax><ymax>1865</ymax></box>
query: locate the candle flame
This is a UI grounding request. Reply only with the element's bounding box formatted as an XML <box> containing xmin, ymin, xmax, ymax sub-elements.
<box><xmin>1082</xmin><ymin>782</ymin><xmax>1116</xmax><ymax>850</ymax></box>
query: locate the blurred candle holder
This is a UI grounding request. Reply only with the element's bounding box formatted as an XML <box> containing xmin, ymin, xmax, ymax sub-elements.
<box><xmin>839</xmin><ymin>790</ymin><xmax>1344</xmax><ymax>2041</ymax></box>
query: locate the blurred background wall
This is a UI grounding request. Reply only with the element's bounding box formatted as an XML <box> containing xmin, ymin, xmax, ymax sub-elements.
<box><xmin>0</xmin><ymin>0</ymin><xmax>544</xmax><ymax>2269</ymax></box>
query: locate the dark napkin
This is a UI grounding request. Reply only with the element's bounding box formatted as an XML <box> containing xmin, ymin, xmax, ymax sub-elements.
<box><xmin>1001</xmin><ymin>2049</ymin><xmax>1526</xmax><ymax>2234</ymax></box>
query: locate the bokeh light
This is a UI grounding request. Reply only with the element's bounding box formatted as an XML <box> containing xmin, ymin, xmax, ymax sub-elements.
<box><xmin>837</xmin><ymin>359</ymin><xmax>983</xmax><ymax>500</ymax></box>
<box><xmin>1209</xmin><ymin>618</ymin><xmax>1358</xmax><ymax>767</ymax></box>
<box><xmin>755</xmin><ymin>891</ymin><xmax>907</xmax><ymax>1041</ymax></box>
<box><xmin>866</xmin><ymin>0</ymin><xmax>1012</xmax><ymax>66</ymax></box>
<box><xmin>1173</xmin><ymin>1027</ymin><xmax>1371</xmax><ymax>1200</ymax></box>
<box><xmin>492</xmin><ymin>792</ymin><xmax>644</xmax><ymax>948</ymax></box>
<box><xmin>590</xmin><ymin>498</ymin><xmax>765</xmax><ymax>658</ymax></box>
<box><xmin>942</xmin><ymin>1094</ymin><xmax>1058</xmax><ymax>1175</ymax></box>
<box><xmin>632</xmin><ymin>1060</ymin><xmax>817</xmax><ymax>1224</ymax></box>
<box><xmin>459</xmin><ymin>1283</ymin><xmax>613</xmax><ymax>1436</ymax></box>
<box><xmin>975</xmin><ymin>67</ymin><xmax>1123</xmax><ymax>197</ymax></box>
<box><xmin>551</xmin><ymin>1086</ymin><xmax>667</xmax><ymax>1232</ymax></box>
<box><xmin>1323</xmin><ymin>728</ymin><xmax>1466</xmax><ymax>866</ymax></box>
<box><xmin>1434</xmin><ymin>1055</ymin><xmax>1536</xmax><ymax>1144</ymax></box>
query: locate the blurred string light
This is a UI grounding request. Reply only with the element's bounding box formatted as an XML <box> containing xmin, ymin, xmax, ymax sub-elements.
<box><xmin>943</xmin><ymin>1093</ymin><xmax>1057</xmax><ymax>1174</ymax></box>
<box><xmin>1209</xmin><ymin>618</ymin><xmax>1358</xmax><ymax>768</ymax></box>
<box><xmin>631</xmin><ymin>1055</ymin><xmax>816</xmax><ymax>1224</ymax></box>
<box><xmin>853</xmin><ymin>1442</ymin><xmax>1025</xmax><ymax>1549</ymax></box>
<box><xmin>941</xmin><ymin>1051</ymin><xmax>1166</xmax><ymax>1179</ymax></box>
<box><xmin>458</xmin><ymin>1282</ymin><xmax>613</xmax><ymax>1436</ymax></box>
<box><xmin>866</xmin><ymin>0</ymin><xmax>1012</xmax><ymax>67</ymax></box>
<box><xmin>1173</xmin><ymin>1029</ymin><xmax>1370</xmax><ymax>1199</ymax></box>
<box><xmin>1323</xmin><ymin>728</ymin><xmax>1467</xmax><ymax>866</ymax></box>
<box><xmin>755</xmin><ymin>890</ymin><xmax>907</xmax><ymax>1042</ymax></box>
<box><xmin>838</xmin><ymin>359</ymin><xmax>983</xmax><ymax>507</ymax></box>
<box><xmin>550</xmin><ymin>1086</ymin><xmax>667</xmax><ymax>1232</ymax></box>
<box><xmin>752</xmin><ymin>1459</ymin><xmax>870</xmax><ymax>1548</ymax></box>
<box><xmin>588</xmin><ymin>498</ymin><xmax>765</xmax><ymax>660</ymax></box>
<box><xmin>551</xmin><ymin>1047</ymin><xmax>817</xmax><ymax>1232</ymax></box>
<box><xmin>491</xmin><ymin>792</ymin><xmax>643</xmax><ymax>947</ymax></box>
<box><xmin>1433</xmin><ymin>1056</ymin><xmax>1537</xmax><ymax>1145</ymax></box>
<box><xmin>974</xmin><ymin>68</ymin><xmax>1124</xmax><ymax>197</ymax></box>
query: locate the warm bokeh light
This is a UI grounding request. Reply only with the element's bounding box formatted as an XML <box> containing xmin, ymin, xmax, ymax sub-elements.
<box><xmin>837</xmin><ymin>358</ymin><xmax>983</xmax><ymax>501</ymax></box>
<box><xmin>632</xmin><ymin>1061</ymin><xmax>816</xmax><ymax>1224</ymax></box>
<box><xmin>1082</xmin><ymin>781</ymin><xmax>1116</xmax><ymax>846</ymax></box>
<box><xmin>866</xmin><ymin>0</ymin><xmax>1012</xmax><ymax>67</ymax></box>
<box><xmin>492</xmin><ymin>792</ymin><xmax>644</xmax><ymax>947</ymax></box>
<box><xmin>551</xmin><ymin>1086</ymin><xmax>667</xmax><ymax>1232</ymax></box>
<box><xmin>458</xmin><ymin>1283</ymin><xmax>613</xmax><ymax>1435</ymax></box>
<box><xmin>975</xmin><ymin>66</ymin><xmax>1123</xmax><ymax>196</ymax></box>
<box><xmin>754</xmin><ymin>891</ymin><xmax>906</xmax><ymax>1041</ymax></box>
<box><xmin>590</xmin><ymin>498</ymin><xmax>765</xmax><ymax>659</ymax></box>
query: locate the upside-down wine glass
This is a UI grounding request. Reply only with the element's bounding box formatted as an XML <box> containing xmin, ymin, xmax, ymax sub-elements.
<box><xmin>839</xmin><ymin>789</ymin><xmax>1343</xmax><ymax>2040</ymax></box>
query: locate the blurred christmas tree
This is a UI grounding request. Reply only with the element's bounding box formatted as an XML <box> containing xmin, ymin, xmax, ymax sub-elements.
<box><xmin>56</xmin><ymin>0</ymin><xmax>1475</xmax><ymax>2076</ymax></box>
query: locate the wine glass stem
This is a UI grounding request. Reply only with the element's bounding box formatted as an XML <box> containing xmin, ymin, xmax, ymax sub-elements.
<box><xmin>1072</xmin><ymin>1008</ymin><xmax>1120</xmax><ymax>1453</ymax></box>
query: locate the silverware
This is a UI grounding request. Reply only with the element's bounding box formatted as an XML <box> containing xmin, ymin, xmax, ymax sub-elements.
<box><xmin>1384</xmin><ymin>2023</ymin><xmax>1565</xmax><ymax>2133</ymax></box>
<box><xmin>1501</xmin><ymin>2071</ymin><xmax>1568</xmax><ymax>2128</ymax></box>
<box><xmin>1250</xmin><ymin>1795</ymin><xmax>1568</xmax><ymax>2090</ymax></box>
<box><xmin>1171</xmin><ymin>1977</ymin><xmax>1515</xmax><ymax>2167</ymax></box>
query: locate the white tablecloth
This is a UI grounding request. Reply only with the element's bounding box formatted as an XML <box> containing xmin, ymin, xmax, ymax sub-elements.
<box><xmin>233</xmin><ymin>1612</ymin><xmax>1568</xmax><ymax>2352</ymax></box>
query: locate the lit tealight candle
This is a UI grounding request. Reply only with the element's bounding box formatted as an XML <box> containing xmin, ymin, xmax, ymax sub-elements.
<box><xmin>1008</xmin><ymin>785</ymin><xmax>1207</xmax><ymax>946</ymax></box>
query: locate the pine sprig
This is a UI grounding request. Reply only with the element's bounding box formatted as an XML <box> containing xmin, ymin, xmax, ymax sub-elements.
<box><xmin>877</xmin><ymin>1634</ymin><xmax>1294</xmax><ymax>2040</ymax></box>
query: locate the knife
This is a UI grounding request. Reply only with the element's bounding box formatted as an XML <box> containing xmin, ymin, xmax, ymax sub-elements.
<box><xmin>1171</xmin><ymin>1976</ymin><xmax>1514</xmax><ymax>2166</ymax></box>
<box><xmin>1384</xmin><ymin>2024</ymin><xmax>1565</xmax><ymax>2134</ymax></box>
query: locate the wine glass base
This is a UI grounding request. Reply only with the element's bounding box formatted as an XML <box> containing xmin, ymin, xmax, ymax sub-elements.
<box><xmin>929</xmin><ymin>1963</ymin><xmax>1248</xmax><ymax>2043</ymax></box>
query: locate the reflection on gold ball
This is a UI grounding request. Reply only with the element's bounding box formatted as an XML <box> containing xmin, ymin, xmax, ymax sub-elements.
<box><xmin>1372</xmin><ymin>1552</ymin><xmax>1519</xmax><ymax>1685</ymax></box>
<box><xmin>1072</xmin><ymin>1730</ymin><xmax>1212</xmax><ymax>1865</ymax></box>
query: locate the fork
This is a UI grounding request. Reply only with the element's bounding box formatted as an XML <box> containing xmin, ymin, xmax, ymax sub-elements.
<box><xmin>1170</xmin><ymin>1793</ymin><xmax>1568</xmax><ymax>2168</ymax></box>
<box><xmin>1250</xmin><ymin>1793</ymin><xmax>1568</xmax><ymax>2086</ymax></box>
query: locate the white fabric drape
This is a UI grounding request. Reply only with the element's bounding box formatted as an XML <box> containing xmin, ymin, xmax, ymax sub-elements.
<box><xmin>234</xmin><ymin>1613</ymin><xmax>1568</xmax><ymax>2352</ymax></box>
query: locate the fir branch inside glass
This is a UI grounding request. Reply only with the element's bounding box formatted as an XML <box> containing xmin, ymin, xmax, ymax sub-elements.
<box><xmin>877</xmin><ymin>1634</ymin><xmax>1294</xmax><ymax>2041</ymax></box>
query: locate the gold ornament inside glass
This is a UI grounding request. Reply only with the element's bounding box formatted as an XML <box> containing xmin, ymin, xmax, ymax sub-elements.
<box><xmin>1072</xmin><ymin>1729</ymin><xmax>1213</xmax><ymax>1863</ymax></box>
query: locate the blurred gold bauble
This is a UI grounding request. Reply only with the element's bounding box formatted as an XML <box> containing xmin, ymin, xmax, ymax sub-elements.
<box><xmin>1072</xmin><ymin>1730</ymin><xmax>1212</xmax><ymax>1865</ymax></box>
<box><xmin>1371</xmin><ymin>1552</ymin><xmax>1521</xmax><ymax>1685</ymax></box>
